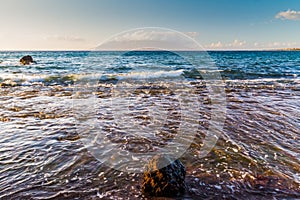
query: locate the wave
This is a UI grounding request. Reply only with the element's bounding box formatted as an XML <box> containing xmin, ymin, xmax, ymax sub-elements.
<box><xmin>116</xmin><ymin>69</ymin><xmax>184</xmax><ymax>80</ymax></box>
<box><xmin>1</xmin><ymin>69</ymin><xmax>299</xmax><ymax>87</ymax></box>
<box><xmin>0</xmin><ymin>73</ymin><xmax>77</xmax><ymax>86</ymax></box>
<box><xmin>0</xmin><ymin>60</ymin><xmax>22</xmax><ymax>67</ymax></box>
<box><xmin>0</xmin><ymin>70</ymin><xmax>187</xmax><ymax>86</ymax></box>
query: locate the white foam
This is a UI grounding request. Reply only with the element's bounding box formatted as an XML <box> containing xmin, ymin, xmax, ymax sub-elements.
<box><xmin>225</xmin><ymin>77</ymin><xmax>300</xmax><ymax>83</ymax></box>
<box><xmin>117</xmin><ymin>69</ymin><xmax>185</xmax><ymax>80</ymax></box>
<box><xmin>0</xmin><ymin>60</ymin><xmax>21</xmax><ymax>67</ymax></box>
<box><xmin>0</xmin><ymin>73</ymin><xmax>46</xmax><ymax>82</ymax></box>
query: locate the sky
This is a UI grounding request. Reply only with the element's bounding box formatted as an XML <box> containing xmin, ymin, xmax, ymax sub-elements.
<box><xmin>0</xmin><ymin>0</ymin><xmax>300</xmax><ymax>50</ymax></box>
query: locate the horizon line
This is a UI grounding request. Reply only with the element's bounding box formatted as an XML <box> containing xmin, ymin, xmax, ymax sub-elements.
<box><xmin>1</xmin><ymin>48</ymin><xmax>300</xmax><ymax>52</ymax></box>
<box><xmin>0</xmin><ymin>47</ymin><xmax>300</xmax><ymax>52</ymax></box>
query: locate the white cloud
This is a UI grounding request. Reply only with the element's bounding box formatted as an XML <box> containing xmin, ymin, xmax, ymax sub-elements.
<box><xmin>267</xmin><ymin>41</ymin><xmax>298</xmax><ymax>48</ymax></box>
<box><xmin>97</xmin><ymin>29</ymin><xmax>200</xmax><ymax>50</ymax></box>
<box><xmin>206</xmin><ymin>40</ymin><xmax>246</xmax><ymax>49</ymax></box>
<box><xmin>113</xmin><ymin>30</ymin><xmax>199</xmax><ymax>42</ymax></box>
<box><xmin>206</xmin><ymin>41</ymin><xmax>223</xmax><ymax>48</ymax></box>
<box><xmin>275</xmin><ymin>9</ymin><xmax>300</xmax><ymax>20</ymax></box>
<box><xmin>252</xmin><ymin>41</ymin><xmax>299</xmax><ymax>49</ymax></box>
<box><xmin>45</xmin><ymin>35</ymin><xmax>86</xmax><ymax>42</ymax></box>
<box><xmin>113</xmin><ymin>30</ymin><xmax>171</xmax><ymax>42</ymax></box>
<box><xmin>184</xmin><ymin>32</ymin><xmax>199</xmax><ymax>38</ymax></box>
<box><xmin>227</xmin><ymin>39</ymin><xmax>246</xmax><ymax>47</ymax></box>
<box><xmin>207</xmin><ymin>41</ymin><xmax>299</xmax><ymax>50</ymax></box>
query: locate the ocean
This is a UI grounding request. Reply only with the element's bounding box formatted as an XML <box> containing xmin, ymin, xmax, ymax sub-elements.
<box><xmin>0</xmin><ymin>51</ymin><xmax>299</xmax><ymax>199</ymax></box>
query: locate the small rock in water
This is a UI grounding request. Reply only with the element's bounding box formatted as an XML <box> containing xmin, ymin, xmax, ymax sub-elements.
<box><xmin>142</xmin><ymin>154</ymin><xmax>186</xmax><ymax>197</ymax></box>
<box><xmin>0</xmin><ymin>80</ymin><xmax>17</xmax><ymax>87</ymax></box>
<box><xmin>20</xmin><ymin>55</ymin><xmax>36</xmax><ymax>65</ymax></box>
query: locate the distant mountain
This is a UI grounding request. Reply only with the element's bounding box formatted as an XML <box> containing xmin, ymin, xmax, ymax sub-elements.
<box><xmin>279</xmin><ymin>48</ymin><xmax>300</xmax><ymax>51</ymax></box>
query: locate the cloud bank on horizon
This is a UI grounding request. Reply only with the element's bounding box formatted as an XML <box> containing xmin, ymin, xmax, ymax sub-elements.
<box><xmin>207</xmin><ymin>9</ymin><xmax>300</xmax><ymax>50</ymax></box>
<box><xmin>96</xmin><ymin>29</ymin><xmax>201</xmax><ymax>51</ymax></box>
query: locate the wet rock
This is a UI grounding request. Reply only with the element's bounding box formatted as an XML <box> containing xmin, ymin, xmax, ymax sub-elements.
<box><xmin>0</xmin><ymin>117</ymin><xmax>10</xmax><ymax>122</ymax></box>
<box><xmin>57</xmin><ymin>133</ymin><xmax>80</xmax><ymax>142</ymax></box>
<box><xmin>20</xmin><ymin>55</ymin><xmax>36</xmax><ymax>65</ymax></box>
<box><xmin>142</xmin><ymin>154</ymin><xmax>186</xmax><ymax>197</ymax></box>
<box><xmin>251</xmin><ymin>174</ymin><xmax>291</xmax><ymax>191</ymax></box>
<box><xmin>134</xmin><ymin>85</ymin><xmax>174</xmax><ymax>96</ymax></box>
<box><xmin>0</xmin><ymin>80</ymin><xmax>17</xmax><ymax>87</ymax></box>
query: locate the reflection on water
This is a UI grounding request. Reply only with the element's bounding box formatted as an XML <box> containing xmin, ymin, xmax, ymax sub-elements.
<box><xmin>0</xmin><ymin>78</ymin><xmax>299</xmax><ymax>199</ymax></box>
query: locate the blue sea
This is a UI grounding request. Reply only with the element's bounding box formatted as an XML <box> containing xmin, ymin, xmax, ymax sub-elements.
<box><xmin>0</xmin><ymin>51</ymin><xmax>299</xmax><ymax>199</ymax></box>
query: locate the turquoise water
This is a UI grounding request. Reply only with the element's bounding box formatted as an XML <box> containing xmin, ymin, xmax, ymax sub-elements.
<box><xmin>0</xmin><ymin>51</ymin><xmax>299</xmax><ymax>85</ymax></box>
<box><xmin>0</xmin><ymin>51</ymin><xmax>299</xmax><ymax>199</ymax></box>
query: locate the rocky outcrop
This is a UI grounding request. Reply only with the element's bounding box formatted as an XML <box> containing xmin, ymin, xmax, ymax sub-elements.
<box><xmin>142</xmin><ymin>154</ymin><xmax>186</xmax><ymax>197</ymax></box>
<box><xmin>20</xmin><ymin>55</ymin><xmax>36</xmax><ymax>65</ymax></box>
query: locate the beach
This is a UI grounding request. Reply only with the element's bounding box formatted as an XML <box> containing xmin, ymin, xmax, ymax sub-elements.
<box><xmin>0</xmin><ymin>51</ymin><xmax>299</xmax><ymax>199</ymax></box>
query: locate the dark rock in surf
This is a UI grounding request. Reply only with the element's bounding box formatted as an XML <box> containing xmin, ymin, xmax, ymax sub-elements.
<box><xmin>142</xmin><ymin>154</ymin><xmax>186</xmax><ymax>197</ymax></box>
<box><xmin>20</xmin><ymin>55</ymin><xmax>36</xmax><ymax>65</ymax></box>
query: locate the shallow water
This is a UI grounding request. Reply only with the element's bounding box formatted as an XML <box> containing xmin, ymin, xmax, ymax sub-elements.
<box><xmin>0</xmin><ymin>51</ymin><xmax>299</xmax><ymax>199</ymax></box>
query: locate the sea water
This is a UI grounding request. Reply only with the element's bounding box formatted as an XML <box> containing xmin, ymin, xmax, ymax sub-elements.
<box><xmin>0</xmin><ymin>51</ymin><xmax>299</xmax><ymax>199</ymax></box>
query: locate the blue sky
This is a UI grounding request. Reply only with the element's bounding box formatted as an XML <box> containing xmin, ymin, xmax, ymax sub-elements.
<box><xmin>0</xmin><ymin>0</ymin><xmax>300</xmax><ymax>50</ymax></box>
